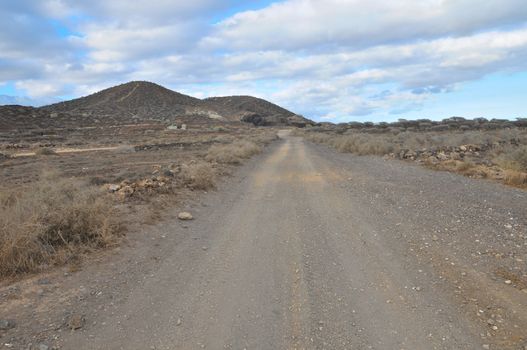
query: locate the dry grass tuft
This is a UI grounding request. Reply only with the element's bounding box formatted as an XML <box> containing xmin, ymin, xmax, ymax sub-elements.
<box><xmin>179</xmin><ymin>161</ymin><xmax>216</xmax><ymax>190</ymax></box>
<box><xmin>206</xmin><ymin>140</ymin><xmax>262</xmax><ymax>164</ymax></box>
<box><xmin>35</xmin><ymin>147</ymin><xmax>57</xmax><ymax>156</ymax></box>
<box><xmin>0</xmin><ymin>172</ymin><xmax>120</xmax><ymax>277</ymax></box>
<box><xmin>503</xmin><ymin>170</ymin><xmax>527</xmax><ymax>186</ymax></box>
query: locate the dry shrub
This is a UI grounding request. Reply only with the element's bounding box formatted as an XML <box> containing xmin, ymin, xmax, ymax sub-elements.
<box><xmin>494</xmin><ymin>145</ymin><xmax>527</xmax><ymax>172</ymax></box>
<box><xmin>252</xmin><ymin>132</ymin><xmax>279</xmax><ymax>145</ymax></box>
<box><xmin>35</xmin><ymin>147</ymin><xmax>57</xmax><ymax>156</ymax></box>
<box><xmin>0</xmin><ymin>172</ymin><xmax>119</xmax><ymax>277</ymax></box>
<box><xmin>454</xmin><ymin>160</ymin><xmax>476</xmax><ymax>172</ymax></box>
<box><xmin>503</xmin><ymin>170</ymin><xmax>527</xmax><ymax>187</ymax></box>
<box><xmin>206</xmin><ymin>140</ymin><xmax>261</xmax><ymax>164</ymax></box>
<box><xmin>179</xmin><ymin>161</ymin><xmax>216</xmax><ymax>190</ymax></box>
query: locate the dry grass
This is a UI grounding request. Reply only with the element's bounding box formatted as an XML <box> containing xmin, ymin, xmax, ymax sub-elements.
<box><xmin>206</xmin><ymin>140</ymin><xmax>262</xmax><ymax>164</ymax></box>
<box><xmin>35</xmin><ymin>147</ymin><xmax>57</xmax><ymax>156</ymax></box>
<box><xmin>300</xmin><ymin>128</ymin><xmax>527</xmax><ymax>188</ymax></box>
<box><xmin>503</xmin><ymin>170</ymin><xmax>527</xmax><ymax>186</ymax></box>
<box><xmin>303</xmin><ymin>128</ymin><xmax>527</xmax><ymax>156</ymax></box>
<box><xmin>179</xmin><ymin>161</ymin><xmax>216</xmax><ymax>190</ymax></box>
<box><xmin>0</xmin><ymin>172</ymin><xmax>120</xmax><ymax>277</ymax></box>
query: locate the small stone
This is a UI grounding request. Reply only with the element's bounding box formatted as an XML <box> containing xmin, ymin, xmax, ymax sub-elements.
<box><xmin>37</xmin><ymin>278</ymin><xmax>51</xmax><ymax>285</ymax></box>
<box><xmin>504</xmin><ymin>280</ymin><xmax>512</xmax><ymax>285</ymax></box>
<box><xmin>37</xmin><ymin>344</ymin><xmax>49</xmax><ymax>350</ymax></box>
<box><xmin>431</xmin><ymin>235</ymin><xmax>438</xmax><ymax>241</ymax></box>
<box><xmin>487</xmin><ymin>319</ymin><xmax>495</xmax><ymax>325</ymax></box>
<box><xmin>482</xmin><ymin>345</ymin><xmax>490</xmax><ymax>349</ymax></box>
<box><xmin>0</xmin><ymin>319</ymin><xmax>16</xmax><ymax>330</ymax></box>
<box><xmin>107</xmin><ymin>184</ymin><xmax>121</xmax><ymax>193</ymax></box>
<box><xmin>176</xmin><ymin>318</ymin><xmax>182</xmax><ymax>326</ymax></box>
<box><xmin>178</xmin><ymin>212</ymin><xmax>193</xmax><ymax>220</ymax></box>
<box><xmin>67</xmin><ymin>314</ymin><xmax>85</xmax><ymax>330</ymax></box>
<box><xmin>202</xmin><ymin>246</ymin><xmax>208</xmax><ymax>251</ymax></box>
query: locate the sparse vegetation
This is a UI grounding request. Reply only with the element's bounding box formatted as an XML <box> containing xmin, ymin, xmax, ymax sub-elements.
<box><xmin>35</xmin><ymin>147</ymin><xmax>57</xmax><ymax>155</ymax></box>
<box><xmin>179</xmin><ymin>161</ymin><xmax>216</xmax><ymax>190</ymax></box>
<box><xmin>0</xmin><ymin>172</ymin><xmax>120</xmax><ymax>277</ymax></box>
<box><xmin>297</xmin><ymin>126</ymin><xmax>527</xmax><ymax>188</ymax></box>
<box><xmin>206</xmin><ymin>140</ymin><xmax>262</xmax><ymax>164</ymax></box>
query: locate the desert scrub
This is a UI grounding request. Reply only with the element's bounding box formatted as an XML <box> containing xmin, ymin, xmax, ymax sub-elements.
<box><xmin>0</xmin><ymin>172</ymin><xmax>120</xmax><ymax>277</ymax></box>
<box><xmin>35</xmin><ymin>147</ymin><xmax>57</xmax><ymax>155</ymax></box>
<box><xmin>179</xmin><ymin>161</ymin><xmax>216</xmax><ymax>190</ymax></box>
<box><xmin>206</xmin><ymin>140</ymin><xmax>262</xmax><ymax>164</ymax></box>
<box><xmin>493</xmin><ymin>145</ymin><xmax>527</xmax><ymax>171</ymax></box>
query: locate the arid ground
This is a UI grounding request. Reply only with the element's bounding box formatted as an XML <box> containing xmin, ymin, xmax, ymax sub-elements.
<box><xmin>1</xmin><ymin>131</ymin><xmax>526</xmax><ymax>350</ymax></box>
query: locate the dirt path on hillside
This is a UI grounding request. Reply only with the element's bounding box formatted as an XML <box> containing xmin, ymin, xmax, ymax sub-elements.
<box><xmin>3</xmin><ymin>132</ymin><xmax>526</xmax><ymax>349</ymax></box>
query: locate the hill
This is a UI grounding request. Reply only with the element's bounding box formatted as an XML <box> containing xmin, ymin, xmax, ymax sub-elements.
<box><xmin>41</xmin><ymin>81</ymin><xmax>228</xmax><ymax>121</ymax></box>
<box><xmin>38</xmin><ymin>81</ymin><xmax>312</xmax><ymax>126</ymax></box>
<box><xmin>204</xmin><ymin>96</ymin><xmax>312</xmax><ymax>127</ymax></box>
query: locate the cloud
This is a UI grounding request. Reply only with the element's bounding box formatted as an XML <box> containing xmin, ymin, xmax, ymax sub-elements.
<box><xmin>205</xmin><ymin>0</ymin><xmax>527</xmax><ymax>51</ymax></box>
<box><xmin>1</xmin><ymin>0</ymin><xmax>527</xmax><ymax>120</ymax></box>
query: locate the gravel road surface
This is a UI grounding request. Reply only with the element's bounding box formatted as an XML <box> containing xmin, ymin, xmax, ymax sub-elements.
<box><xmin>10</xmin><ymin>132</ymin><xmax>526</xmax><ymax>350</ymax></box>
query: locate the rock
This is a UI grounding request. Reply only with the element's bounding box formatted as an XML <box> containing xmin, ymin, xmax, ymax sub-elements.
<box><xmin>107</xmin><ymin>184</ymin><xmax>121</xmax><ymax>193</ymax></box>
<box><xmin>37</xmin><ymin>278</ymin><xmax>51</xmax><ymax>285</ymax></box>
<box><xmin>176</xmin><ymin>318</ymin><xmax>182</xmax><ymax>326</ymax></box>
<box><xmin>437</xmin><ymin>152</ymin><xmax>449</xmax><ymax>161</ymax></box>
<box><xmin>482</xmin><ymin>345</ymin><xmax>490</xmax><ymax>349</ymax></box>
<box><xmin>67</xmin><ymin>314</ymin><xmax>85</xmax><ymax>330</ymax></box>
<box><xmin>178</xmin><ymin>212</ymin><xmax>193</xmax><ymax>220</ymax></box>
<box><xmin>36</xmin><ymin>344</ymin><xmax>49</xmax><ymax>350</ymax></box>
<box><xmin>0</xmin><ymin>319</ymin><xmax>16</xmax><ymax>330</ymax></box>
<box><xmin>504</xmin><ymin>279</ymin><xmax>512</xmax><ymax>285</ymax></box>
<box><xmin>450</xmin><ymin>152</ymin><xmax>462</xmax><ymax>160</ymax></box>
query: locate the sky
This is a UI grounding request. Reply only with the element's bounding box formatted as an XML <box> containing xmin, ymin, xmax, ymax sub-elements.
<box><xmin>0</xmin><ymin>0</ymin><xmax>526</xmax><ymax>122</ymax></box>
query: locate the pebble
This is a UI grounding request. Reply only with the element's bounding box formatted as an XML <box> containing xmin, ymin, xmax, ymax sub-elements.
<box><xmin>0</xmin><ymin>319</ymin><xmax>16</xmax><ymax>330</ymax></box>
<box><xmin>504</xmin><ymin>280</ymin><xmax>512</xmax><ymax>285</ymax></box>
<box><xmin>178</xmin><ymin>212</ymin><xmax>193</xmax><ymax>221</ymax></box>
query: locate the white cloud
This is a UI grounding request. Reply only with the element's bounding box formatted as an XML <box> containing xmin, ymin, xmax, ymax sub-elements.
<box><xmin>1</xmin><ymin>0</ymin><xmax>527</xmax><ymax>119</ymax></box>
<box><xmin>205</xmin><ymin>0</ymin><xmax>527</xmax><ymax>50</ymax></box>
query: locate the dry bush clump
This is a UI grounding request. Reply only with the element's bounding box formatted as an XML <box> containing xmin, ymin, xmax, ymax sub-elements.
<box><xmin>300</xmin><ymin>127</ymin><xmax>527</xmax><ymax>188</ymax></box>
<box><xmin>35</xmin><ymin>147</ymin><xmax>57</xmax><ymax>155</ymax></box>
<box><xmin>0</xmin><ymin>172</ymin><xmax>119</xmax><ymax>277</ymax></box>
<box><xmin>503</xmin><ymin>170</ymin><xmax>527</xmax><ymax>186</ymax></box>
<box><xmin>206</xmin><ymin>140</ymin><xmax>262</xmax><ymax>164</ymax></box>
<box><xmin>179</xmin><ymin>161</ymin><xmax>216</xmax><ymax>190</ymax></box>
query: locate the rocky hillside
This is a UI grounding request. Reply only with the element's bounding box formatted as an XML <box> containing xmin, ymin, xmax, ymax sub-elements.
<box><xmin>41</xmin><ymin>81</ymin><xmax>229</xmax><ymax>121</ymax></box>
<box><xmin>36</xmin><ymin>81</ymin><xmax>312</xmax><ymax>126</ymax></box>
<box><xmin>204</xmin><ymin>96</ymin><xmax>312</xmax><ymax>127</ymax></box>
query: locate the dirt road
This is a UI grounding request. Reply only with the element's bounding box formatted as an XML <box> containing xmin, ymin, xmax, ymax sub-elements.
<box><xmin>52</xmin><ymin>132</ymin><xmax>527</xmax><ymax>349</ymax></box>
